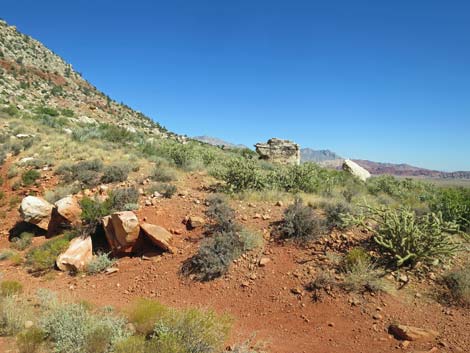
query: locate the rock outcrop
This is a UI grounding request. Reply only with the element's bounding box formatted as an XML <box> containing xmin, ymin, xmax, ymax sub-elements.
<box><xmin>388</xmin><ymin>324</ymin><xmax>439</xmax><ymax>342</ymax></box>
<box><xmin>255</xmin><ymin>138</ymin><xmax>300</xmax><ymax>165</ymax></box>
<box><xmin>19</xmin><ymin>196</ymin><xmax>53</xmax><ymax>230</ymax></box>
<box><xmin>342</xmin><ymin>159</ymin><xmax>371</xmax><ymax>182</ymax></box>
<box><xmin>140</xmin><ymin>222</ymin><xmax>174</xmax><ymax>253</ymax></box>
<box><xmin>56</xmin><ymin>236</ymin><xmax>93</xmax><ymax>272</ymax></box>
<box><xmin>103</xmin><ymin>211</ymin><xmax>140</xmax><ymax>254</ymax></box>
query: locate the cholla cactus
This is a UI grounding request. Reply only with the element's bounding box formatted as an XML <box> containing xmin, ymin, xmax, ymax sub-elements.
<box><xmin>361</xmin><ymin>206</ymin><xmax>460</xmax><ymax>267</ymax></box>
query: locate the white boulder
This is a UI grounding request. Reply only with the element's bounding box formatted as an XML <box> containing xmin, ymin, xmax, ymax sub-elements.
<box><xmin>342</xmin><ymin>159</ymin><xmax>371</xmax><ymax>182</ymax></box>
<box><xmin>19</xmin><ymin>196</ymin><xmax>53</xmax><ymax>230</ymax></box>
<box><xmin>56</xmin><ymin>236</ymin><xmax>93</xmax><ymax>272</ymax></box>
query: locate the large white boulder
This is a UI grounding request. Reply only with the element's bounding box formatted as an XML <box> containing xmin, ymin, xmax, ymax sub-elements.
<box><xmin>19</xmin><ymin>196</ymin><xmax>53</xmax><ymax>230</ymax></box>
<box><xmin>56</xmin><ymin>236</ymin><xmax>93</xmax><ymax>272</ymax></box>
<box><xmin>342</xmin><ymin>159</ymin><xmax>371</xmax><ymax>182</ymax></box>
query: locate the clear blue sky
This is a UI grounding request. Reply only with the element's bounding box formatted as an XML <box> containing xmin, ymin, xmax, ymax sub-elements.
<box><xmin>2</xmin><ymin>1</ymin><xmax>470</xmax><ymax>171</ymax></box>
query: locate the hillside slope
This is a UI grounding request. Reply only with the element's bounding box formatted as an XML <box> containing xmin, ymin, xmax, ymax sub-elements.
<box><xmin>0</xmin><ymin>19</ymin><xmax>172</xmax><ymax>138</ymax></box>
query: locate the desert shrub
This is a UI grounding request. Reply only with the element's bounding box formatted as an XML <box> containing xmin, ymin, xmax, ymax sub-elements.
<box><xmin>341</xmin><ymin>247</ymin><xmax>370</xmax><ymax>272</ymax></box>
<box><xmin>280</xmin><ymin>199</ymin><xmax>324</xmax><ymax>242</ymax></box>
<box><xmin>114</xmin><ymin>335</ymin><xmax>147</xmax><ymax>353</ymax></box>
<box><xmin>56</xmin><ymin>159</ymin><xmax>103</xmax><ymax>187</ymax></box>
<box><xmin>0</xmin><ymin>250</ymin><xmax>18</xmax><ymax>261</ymax></box>
<box><xmin>366</xmin><ymin>175</ymin><xmax>434</xmax><ymax>204</ymax></box>
<box><xmin>11</xmin><ymin>232</ymin><xmax>33</xmax><ymax>251</ymax></box>
<box><xmin>7</xmin><ymin>165</ymin><xmax>18</xmax><ymax>178</ymax></box>
<box><xmin>150</xmin><ymin>166</ymin><xmax>177</xmax><ymax>182</ymax></box>
<box><xmin>342</xmin><ymin>260</ymin><xmax>385</xmax><ymax>293</ymax></box>
<box><xmin>16</xmin><ymin>326</ymin><xmax>45</xmax><ymax>353</ymax></box>
<box><xmin>127</xmin><ymin>299</ymin><xmax>168</xmax><ymax>335</ymax></box>
<box><xmin>430</xmin><ymin>187</ymin><xmax>470</xmax><ymax>232</ymax></box>
<box><xmin>154</xmin><ymin>183</ymin><xmax>177</xmax><ymax>198</ymax></box>
<box><xmin>0</xmin><ymin>280</ymin><xmax>23</xmax><ymax>297</ymax></box>
<box><xmin>182</xmin><ymin>230</ymin><xmax>244</xmax><ymax>281</ymax></box>
<box><xmin>100</xmin><ymin>163</ymin><xmax>130</xmax><ymax>184</ymax></box>
<box><xmin>21</xmin><ymin>169</ymin><xmax>40</xmax><ymax>186</ymax></box>
<box><xmin>150</xmin><ymin>306</ymin><xmax>232</xmax><ymax>353</ymax></box>
<box><xmin>44</xmin><ymin>184</ymin><xmax>81</xmax><ymax>203</ymax></box>
<box><xmin>26</xmin><ymin>235</ymin><xmax>71</xmax><ymax>273</ymax></box>
<box><xmin>444</xmin><ymin>266</ymin><xmax>470</xmax><ymax>306</ymax></box>
<box><xmin>239</xmin><ymin>229</ymin><xmax>263</xmax><ymax>251</ymax></box>
<box><xmin>0</xmin><ymin>296</ymin><xmax>34</xmax><ymax>335</ymax></box>
<box><xmin>80</xmin><ymin>197</ymin><xmax>112</xmax><ymax>227</ymax></box>
<box><xmin>205</xmin><ymin>195</ymin><xmax>238</xmax><ymax>233</ymax></box>
<box><xmin>361</xmin><ymin>206</ymin><xmax>460</xmax><ymax>267</ymax></box>
<box><xmin>40</xmin><ymin>302</ymin><xmax>129</xmax><ymax>353</ymax></box>
<box><xmin>108</xmin><ymin>187</ymin><xmax>140</xmax><ymax>211</ymax></box>
<box><xmin>324</xmin><ymin>201</ymin><xmax>353</xmax><ymax>230</ymax></box>
<box><xmin>36</xmin><ymin>106</ymin><xmax>59</xmax><ymax>116</ymax></box>
<box><xmin>86</xmin><ymin>253</ymin><xmax>115</xmax><ymax>274</ymax></box>
<box><xmin>215</xmin><ymin>158</ymin><xmax>265</xmax><ymax>193</ymax></box>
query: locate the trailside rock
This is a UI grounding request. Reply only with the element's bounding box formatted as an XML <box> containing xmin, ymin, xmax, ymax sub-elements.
<box><xmin>388</xmin><ymin>324</ymin><xmax>439</xmax><ymax>342</ymax></box>
<box><xmin>188</xmin><ymin>216</ymin><xmax>205</xmax><ymax>229</ymax></box>
<box><xmin>342</xmin><ymin>159</ymin><xmax>371</xmax><ymax>182</ymax></box>
<box><xmin>103</xmin><ymin>212</ymin><xmax>140</xmax><ymax>254</ymax></box>
<box><xmin>55</xmin><ymin>196</ymin><xmax>82</xmax><ymax>226</ymax></box>
<box><xmin>56</xmin><ymin>236</ymin><xmax>92</xmax><ymax>272</ymax></box>
<box><xmin>19</xmin><ymin>196</ymin><xmax>53</xmax><ymax>230</ymax></box>
<box><xmin>255</xmin><ymin>138</ymin><xmax>300</xmax><ymax>165</ymax></box>
<box><xmin>140</xmin><ymin>222</ymin><xmax>174</xmax><ymax>253</ymax></box>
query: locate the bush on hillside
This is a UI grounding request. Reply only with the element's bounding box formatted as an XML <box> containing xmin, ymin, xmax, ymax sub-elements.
<box><xmin>100</xmin><ymin>164</ymin><xmax>130</xmax><ymax>184</ymax></box>
<box><xmin>56</xmin><ymin>159</ymin><xmax>103</xmax><ymax>187</ymax></box>
<box><xmin>444</xmin><ymin>266</ymin><xmax>470</xmax><ymax>306</ymax></box>
<box><xmin>21</xmin><ymin>169</ymin><xmax>40</xmax><ymax>186</ymax></box>
<box><xmin>280</xmin><ymin>199</ymin><xmax>324</xmax><ymax>242</ymax></box>
<box><xmin>26</xmin><ymin>235</ymin><xmax>72</xmax><ymax>273</ymax></box>
<box><xmin>10</xmin><ymin>232</ymin><xmax>33</xmax><ymax>251</ymax></box>
<box><xmin>324</xmin><ymin>200</ymin><xmax>353</xmax><ymax>230</ymax></box>
<box><xmin>0</xmin><ymin>280</ymin><xmax>23</xmax><ymax>297</ymax></box>
<box><xmin>430</xmin><ymin>187</ymin><xmax>470</xmax><ymax>232</ymax></box>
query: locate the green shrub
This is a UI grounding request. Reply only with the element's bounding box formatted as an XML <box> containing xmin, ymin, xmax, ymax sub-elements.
<box><xmin>114</xmin><ymin>335</ymin><xmax>147</xmax><ymax>353</ymax></box>
<box><xmin>444</xmin><ymin>266</ymin><xmax>470</xmax><ymax>306</ymax></box>
<box><xmin>430</xmin><ymin>187</ymin><xmax>470</xmax><ymax>232</ymax></box>
<box><xmin>7</xmin><ymin>165</ymin><xmax>18</xmax><ymax>179</ymax></box>
<box><xmin>361</xmin><ymin>206</ymin><xmax>460</xmax><ymax>267</ymax></box>
<box><xmin>127</xmin><ymin>299</ymin><xmax>168</xmax><ymax>335</ymax></box>
<box><xmin>0</xmin><ymin>249</ymin><xmax>18</xmax><ymax>261</ymax></box>
<box><xmin>36</xmin><ymin>106</ymin><xmax>59</xmax><ymax>116</ymax></box>
<box><xmin>21</xmin><ymin>169</ymin><xmax>40</xmax><ymax>186</ymax></box>
<box><xmin>205</xmin><ymin>195</ymin><xmax>238</xmax><ymax>233</ymax></box>
<box><xmin>26</xmin><ymin>235</ymin><xmax>71</xmax><ymax>273</ymax></box>
<box><xmin>150</xmin><ymin>167</ymin><xmax>177</xmax><ymax>182</ymax></box>
<box><xmin>100</xmin><ymin>164</ymin><xmax>130</xmax><ymax>184</ymax></box>
<box><xmin>11</xmin><ymin>232</ymin><xmax>33</xmax><ymax>251</ymax></box>
<box><xmin>342</xmin><ymin>260</ymin><xmax>385</xmax><ymax>293</ymax></box>
<box><xmin>0</xmin><ymin>280</ymin><xmax>23</xmax><ymax>296</ymax></box>
<box><xmin>80</xmin><ymin>197</ymin><xmax>112</xmax><ymax>228</ymax></box>
<box><xmin>341</xmin><ymin>247</ymin><xmax>370</xmax><ymax>272</ymax></box>
<box><xmin>239</xmin><ymin>229</ymin><xmax>263</xmax><ymax>251</ymax></box>
<box><xmin>280</xmin><ymin>199</ymin><xmax>324</xmax><ymax>242</ymax></box>
<box><xmin>86</xmin><ymin>253</ymin><xmax>115</xmax><ymax>274</ymax></box>
<box><xmin>215</xmin><ymin>158</ymin><xmax>265</xmax><ymax>193</ymax></box>
<box><xmin>16</xmin><ymin>327</ymin><xmax>45</xmax><ymax>353</ymax></box>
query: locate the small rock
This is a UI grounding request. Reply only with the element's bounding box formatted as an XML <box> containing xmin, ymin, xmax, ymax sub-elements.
<box><xmin>259</xmin><ymin>257</ymin><xmax>271</xmax><ymax>267</ymax></box>
<box><xmin>291</xmin><ymin>287</ymin><xmax>303</xmax><ymax>295</ymax></box>
<box><xmin>188</xmin><ymin>216</ymin><xmax>205</xmax><ymax>229</ymax></box>
<box><xmin>389</xmin><ymin>324</ymin><xmax>439</xmax><ymax>342</ymax></box>
<box><xmin>372</xmin><ymin>313</ymin><xmax>383</xmax><ymax>320</ymax></box>
<box><xmin>275</xmin><ymin>201</ymin><xmax>283</xmax><ymax>207</ymax></box>
<box><xmin>24</xmin><ymin>321</ymin><xmax>34</xmax><ymax>329</ymax></box>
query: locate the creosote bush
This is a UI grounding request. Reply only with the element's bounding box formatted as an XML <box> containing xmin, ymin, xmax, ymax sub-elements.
<box><xmin>324</xmin><ymin>200</ymin><xmax>352</xmax><ymax>230</ymax></box>
<box><xmin>10</xmin><ymin>232</ymin><xmax>33</xmax><ymax>251</ymax></box>
<box><xmin>26</xmin><ymin>234</ymin><xmax>72</xmax><ymax>273</ymax></box>
<box><xmin>100</xmin><ymin>163</ymin><xmax>130</xmax><ymax>184</ymax></box>
<box><xmin>86</xmin><ymin>253</ymin><xmax>115</xmax><ymax>274</ymax></box>
<box><xmin>21</xmin><ymin>169</ymin><xmax>40</xmax><ymax>186</ymax></box>
<box><xmin>56</xmin><ymin>159</ymin><xmax>103</xmax><ymax>187</ymax></box>
<box><xmin>153</xmin><ymin>183</ymin><xmax>177</xmax><ymax>198</ymax></box>
<box><xmin>280</xmin><ymin>198</ymin><xmax>324</xmax><ymax>242</ymax></box>
<box><xmin>0</xmin><ymin>280</ymin><xmax>23</xmax><ymax>297</ymax></box>
<box><xmin>16</xmin><ymin>326</ymin><xmax>45</xmax><ymax>353</ymax></box>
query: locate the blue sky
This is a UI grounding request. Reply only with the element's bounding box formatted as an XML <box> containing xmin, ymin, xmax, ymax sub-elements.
<box><xmin>2</xmin><ymin>1</ymin><xmax>470</xmax><ymax>171</ymax></box>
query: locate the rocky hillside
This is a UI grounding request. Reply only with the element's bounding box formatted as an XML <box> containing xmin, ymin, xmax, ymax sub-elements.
<box><xmin>193</xmin><ymin>135</ymin><xmax>247</xmax><ymax>149</ymax></box>
<box><xmin>0</xmin><ymin>19</ymin><xmax>172</xmax><ymax>138</ymax></box>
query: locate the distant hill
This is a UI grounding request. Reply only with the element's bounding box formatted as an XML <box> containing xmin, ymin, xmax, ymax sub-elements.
<box><xmin>193</xmin><ymin>136</ymin><xmax>247</xmax><ymax>149</ymax></box>
<box><xmin>300</xmin><ymin>148</ymin><xmax>342</xmax><ymax>163</ymax></box>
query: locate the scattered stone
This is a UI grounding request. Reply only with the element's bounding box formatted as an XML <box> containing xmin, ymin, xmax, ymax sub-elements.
<box><xmin>24</xmin><ymin>321</ymin><xmax>34</xmax><ymax>329</ymax></box>
<box><xmin>140</xmin><ymin>222</ymin><xmax>174</xmax><ymax>253</ymax></box>
<box><xmin>372</xmin><ymin>313</ymin><xmax>383</xmax><ymax>320</ymax></box>
<box><xmin>259</xmin><ymin>257</ymin><xmax>271</xmax><ymax>267</ymax></box>
<box><xmin>291</xmin><ymin>287</ymin><xmax>303</xmax><ymax>295</ymax></box>
<box><xmin>105</xmin><ymin>268</ymin><xmax>119</xmax><ymax>274</ymax></box>
<box><xmin>56</xmin><ymin>236</ymin><xmax>93</xmax><ymax>272</ymax></box>
<box><xmin>388</xmin><ymin>324</ymin><xmax>439</xmax><ymax>342</ymax></box>
<box><xmin>262</xmin><ymin>214</ymin><xmax>271</xmax><ymax>220</ymax></box>
<box><xmin>342</xmin><ymin>159</ymin><xmax>371</xmax><ymax>182</ymax></box>
<box><xmin>253</xmin><ymin>213</ymin><xmax>262</xmax><ymax>219</ymax></box>
<box><xmin>188</xmin><ymin>216</ymin><xmax>205</xmax><ymax>229</ymax></box>
<box><xmin>275</xmin><ymin>201</ymin><xmax>283</xmax><ymax>207</ymax></box>
<box><xmin>19</xmin><ymin>196</ymin><xmax>53</xmax><ymax>230</ymax></box>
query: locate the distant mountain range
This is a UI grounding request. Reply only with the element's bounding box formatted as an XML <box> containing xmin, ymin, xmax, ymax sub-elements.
<box><xmin>193</xmin><ymin>136</ymin><xmax>247</xmax><ymax>149</ymax></box>
<box><xmin>194</xmin><ymin>135</ymin><xmax>470</xmax><ymax>179</ymax></box>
